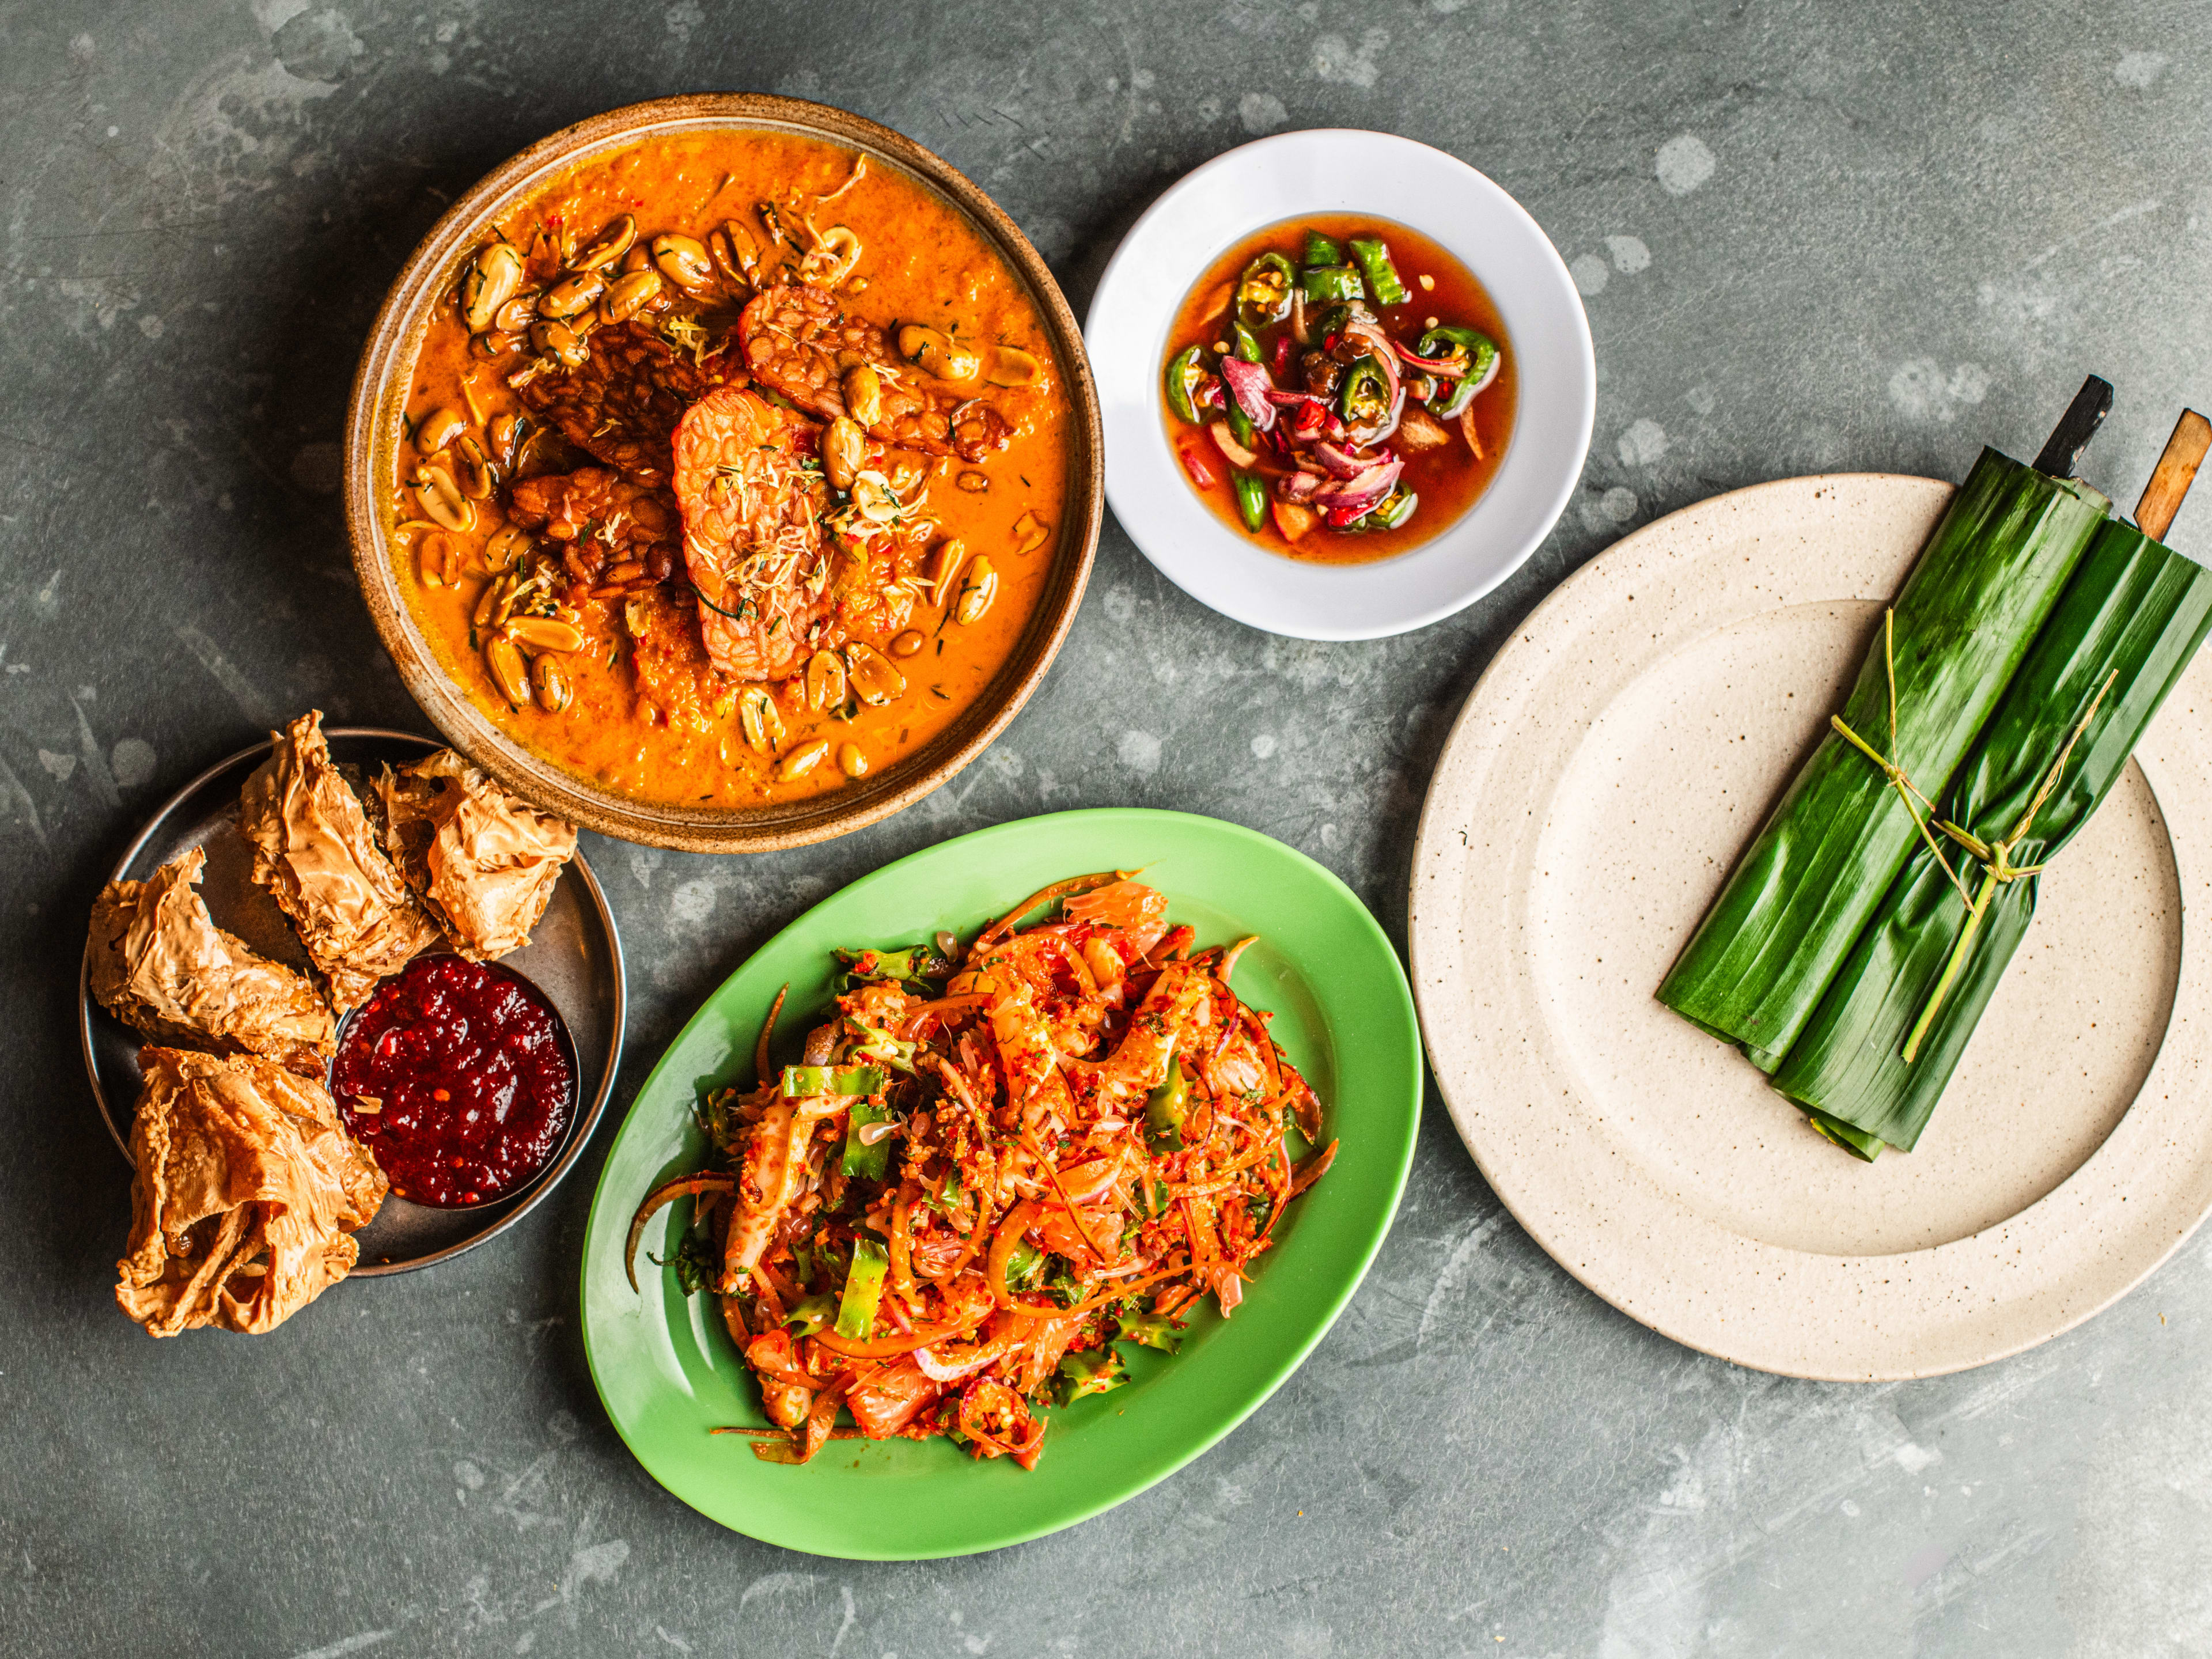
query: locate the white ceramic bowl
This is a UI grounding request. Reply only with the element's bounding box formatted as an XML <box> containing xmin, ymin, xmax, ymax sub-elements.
<box><xmin>1087</xmin><ymin>130</ymin><xmax>1595</xmax><ymax>641</ymax></box>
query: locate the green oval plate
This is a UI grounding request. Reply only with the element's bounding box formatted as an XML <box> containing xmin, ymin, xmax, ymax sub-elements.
<box><xmin>579</xmin><ymin>808</ymin><xmax>1421</xmax><ymax>1558</ymax></box>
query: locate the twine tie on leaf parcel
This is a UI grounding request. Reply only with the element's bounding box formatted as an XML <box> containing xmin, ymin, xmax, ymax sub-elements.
<box><xmin>1828</xmin><ymin>609</ymin><xmax>2116</xmax><ymax>1063</ymax></box>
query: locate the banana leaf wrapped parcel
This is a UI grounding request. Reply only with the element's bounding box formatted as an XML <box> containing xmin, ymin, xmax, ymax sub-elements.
<box><xmin>1773</xmin><ymin>515</ymin><xmax>2212</xmax><ymax>1157</ymax></box>
<box><xmin>1657</xmin><ymin>450</ymin><xmax>2110</xmax><ymax>1069</ymax></box>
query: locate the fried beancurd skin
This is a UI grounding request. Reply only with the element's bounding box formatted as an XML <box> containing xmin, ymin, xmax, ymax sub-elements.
<box><xmin>636</xmin><ymin>873</ymin><xmax>1339</xmax><ymax>1471</ymax></box>
<box><xmin>375</xmin><ymin>749</ymin><xmax>578</xmax><ymax>960</ymax></box>
<box><xmin>88</xmin><ymin>845</ymin><xmax>335</xmax><ymax>1073</ymax></box>
<box><xmin>237</xmin><ymin>710</ymin><xmax>442</xmax><ymax>1012</ymax></box>
<box><xmin>116</xmin><ymin>1046</ymin><xmax>388</xmax><ymax>1337</ymax></box>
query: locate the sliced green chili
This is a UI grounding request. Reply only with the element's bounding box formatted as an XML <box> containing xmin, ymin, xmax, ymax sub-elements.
<box><xmin>1418</xmin><ymin>325</ymin><xmax>1499</xmax><ymax>419</ymax></box>
<box><xmin>834</xmin><ymin>943</ymin><xmax>952</xmax><ymax>986</ymax></box>
<box><xmin>783</xmin><ymin>1293</ymin><xmax>836</xmax><ymax>1336</ymax></box>
<box><xmin>1146</xmin><ymin>1060</ymin><xmax>1190</xmax><ymax>1150</ymax></box>
<box><xmin>1347</xmin><ymin>236</ymin><xmax>1410</xmax><ymax>305</ymax></box>
<box><xmin>1353</xmin><ymin>487</ymin><xmax>1419</xmax><ymax>531</ymax></box>
<box><xmin>1308</xmin><ymin>303</ymin><xmax>1353</xmax><ymax>348</ymax></box>
<box><xmin>1232</xmin><ymin>469</ymin><xmax>1268</xmax><ymax>532</ymax></box>
<box><xmin>1225</xmin><ymin>396</ymin><xmax>1256</xmax><ymax>452</ymax></box>
<box><xmin>1236</xmin><ymin>251</ymin><xmax>1295</xmax><ymax>327</ymax></box>
<box><xmin>834</xmin><ymin>1238</ymin><xmax>889</xmax><ymax>1339</ymax></box>
<box><xmin>1301</xmin><ymin>230</ymin><xmax>1342</xmax><ymax>268</ymax></box>
<box><xmin>1232</xmin><ymin>319</ymin><xmax>1263</xmax><ymax>363</ymax></box>
<box><xmin>782</xmin><ymin>1064</ymin><xmax>887</xmax><ymax>1098</ymax></box>
<box><xmin>1339</xmin><ymin>355</ymin><xmax>1391</xmax><ymax>427</ymax></box>
<box><xmin>1165</xmin><ymin>344</ymin><xmax>1205</xmax><ymax>424</ymax></box>
<box><xmin>847</xmin><ymin>1020</ymin><xmax>917</xmax><ymax>1074</ymax></box>
<box><xmin>1300</xmin><ymin>264</ymin><xmax>1364</xmax><ymax>305</ymax></box>
<box><xmin>841</xmin><ymin>1098</ymin><xmax>893</xmax><ymax>1181</ymax></box>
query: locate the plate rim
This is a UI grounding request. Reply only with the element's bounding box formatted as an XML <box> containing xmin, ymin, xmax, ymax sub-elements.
<box><xmin>1086</xmin><ymin>126</ymin><xmax>1595</xmax><ymax>641</ymax></box>
<box><xmin>1407</xmin><ymin>471</ymin><xmax>2212</xmax><ymax>1380</ymax></box>
<box><xmin>77</xmin><ymin>725</ymin><xmax>627</xmax><ymax>1278</ymax></box>
<box><xmin>576</xmin><ymin>806</ymin><xmax>1422</xmax><ymax>1558</ymax></box>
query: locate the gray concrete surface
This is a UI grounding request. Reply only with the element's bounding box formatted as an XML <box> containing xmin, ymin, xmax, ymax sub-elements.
<box><xmin>6</xmin><ymin>1</ymin><xmax>2212</xmax><ymax>1654</ymax></box>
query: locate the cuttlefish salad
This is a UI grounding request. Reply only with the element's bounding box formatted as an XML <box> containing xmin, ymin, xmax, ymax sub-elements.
<box><xmin>1161</xmin><ymin>215</ymin><xmax>1514</xmax><ymax>565</ymax></box>
<box><xmin>627</xmin><ymin>873</ymin><xmax>1338</xmax><ymax>1469</ymax></box>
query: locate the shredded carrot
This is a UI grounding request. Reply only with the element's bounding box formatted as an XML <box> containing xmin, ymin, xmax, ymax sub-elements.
<box><xmin>888</xmin><ymin>1194</ymin><xmax>916</xmax><ymax>1297</ymax></box>
<box><xmin>813</xmin><ymin>1310</ymin><xmax>988</xmax><ymax>1359</ymax></box>
<box><xmin>968</xmin><ymin>871</ymin><xmax>1126</xmax><ymax>959</ymax></box>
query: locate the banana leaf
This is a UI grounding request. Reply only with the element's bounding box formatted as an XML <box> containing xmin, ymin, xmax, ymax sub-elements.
<box><xmin>1771</xmin><ymin>516</ymin><xmax>2212</xmax><ymax>1155</ymax></box>
<box><xmin>1658</xmin><ymin>449</ymin><xmax>2109</xmax><ymax>1068</ymax></box>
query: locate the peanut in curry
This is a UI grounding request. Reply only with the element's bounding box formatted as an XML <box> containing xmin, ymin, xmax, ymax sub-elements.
<box><xmin>391</xmin><ymin>131</ymin><xmax>1070</xmax><ymax>808</ymax></box>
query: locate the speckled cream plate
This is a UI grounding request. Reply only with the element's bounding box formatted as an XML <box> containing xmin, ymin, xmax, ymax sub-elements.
<box><xmin>1409</xmin><ymin>474</ymin><xmax>2212</xmax><ymax>1380</ymax></box>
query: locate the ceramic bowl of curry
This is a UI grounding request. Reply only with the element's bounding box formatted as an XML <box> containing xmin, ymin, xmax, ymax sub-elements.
<box><xmin>346</xmin><ymin>94</ymin><xmax>1101</xmax><ymax>853</ymax></box>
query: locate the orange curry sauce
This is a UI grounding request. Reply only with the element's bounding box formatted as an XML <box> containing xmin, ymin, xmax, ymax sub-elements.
<box><xmin>1160</xmin><ymin>214</ymin><xmax>1515</xmax><ymax>566</ymax></box>
<box><xmin>391</xmin><ymin>132</ymin><xmax>1070</xmax><ymax>808</ymax></box>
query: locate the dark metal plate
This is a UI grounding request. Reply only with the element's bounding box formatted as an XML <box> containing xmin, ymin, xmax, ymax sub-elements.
<box><xmin>77</xmin><ymin>728</ymin><xmax>625</xmax><ymax>1274</ymax></box>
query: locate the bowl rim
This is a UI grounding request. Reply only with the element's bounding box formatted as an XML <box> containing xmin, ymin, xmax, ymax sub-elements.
<box><xmin>76</xmin><ymin>726</ymin><xmax>627</xmax><ymax>1278</ymax></box>
<box><xmin>1086</xmin><ymin>126</ymin><xmax>1595</xmax><ymax>641</ymax></box>
<box><xmin>345</xmin><ymin>93</ymin><xmax>1102</xmax><ymax>853</ymax></box>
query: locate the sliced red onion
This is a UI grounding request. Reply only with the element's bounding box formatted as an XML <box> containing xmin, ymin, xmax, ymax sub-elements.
<box><xmin>914</xmin><ymin>1342</ymin><xmax>999</xmax><ymax>1384</ymax></box>
<box><xmin>1392</xmin><ymin>339</ymin><xmax>1469</xmax><ymax>377</ymax></box>
<box><xmin>1307</xmin><ymin>441</ymin><xmax>1372</xmax><ymax>479</ymax></box>
<box><xmin>1275</xmin><ymin>470</ymin><xmax>1324</xmax><ymax>503</ymax></box>
<box><xmin>1217</xmin><ymin>357</ymin><xmax>1278</xmax><ymax>431</ymax></box>
<box><xmin>1312</xmin><ymin>457</ymin><xmax>1403</xmax><ymax>516</ymax></box>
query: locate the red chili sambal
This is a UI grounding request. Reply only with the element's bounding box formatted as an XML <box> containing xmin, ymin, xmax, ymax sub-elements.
<box><xmin>333</xmin><ymin>955</ymin><xmax>574</xmax><ymax>1207</ymax></box>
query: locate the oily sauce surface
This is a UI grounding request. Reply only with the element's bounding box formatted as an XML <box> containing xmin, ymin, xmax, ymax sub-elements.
<box><xmin>334</xmin><ymin>955</ymin><xmax>574</xmax><ymax>1207</ymax></box>
<box><xmin>392</xmin><ymin>130</ymin><xmax>1071</xmax><ymax>808</ymax></box>
<box><xmin>1160</xmin><ymin>214</ymin><xmax>1516</xmax><ymax>566</ymax></box>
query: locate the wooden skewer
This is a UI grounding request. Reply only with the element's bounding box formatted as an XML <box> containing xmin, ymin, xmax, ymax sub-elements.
<box><xmin>2135</xmin><ymin>409</ymin><xmax>2212</xmax><ymax>542</ymax></box>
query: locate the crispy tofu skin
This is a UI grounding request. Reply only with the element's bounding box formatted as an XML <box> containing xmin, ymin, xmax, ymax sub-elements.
<box><xmin>237</xmin><ymin>711</ymin><xmax>441</xmax><ymax>1012</ymax></box>
<box><xmin>116</xmin><ymin>1047</ymin><xmax>387</xmax><ymax>1337</ymax></box>
<box><xmin>87</xmin><ymin>846</ymin><xmax>334</xmax><ymax>1073</ymax></box>
<box><xmin>374</xmin><ymin>750</ymin><xmax>577</xmax><ymax>960</ymax></box>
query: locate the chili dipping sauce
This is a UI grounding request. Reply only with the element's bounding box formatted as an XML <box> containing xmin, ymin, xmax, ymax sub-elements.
<box><xmin>334</xmin><ymin>954</ymin><xmax>575</xmax><ymax>1207</ymax></box>
<box><xmin>1160</xmin><ymin>214</ymin><xmax>1516</xmax><ymax>566</ymax></box>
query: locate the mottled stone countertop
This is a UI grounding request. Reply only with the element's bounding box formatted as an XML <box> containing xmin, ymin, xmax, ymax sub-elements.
<box><xmin>6</xmin><ymin>3</ymin><xmax>2211</xmax><ymax>1654</ymax></box>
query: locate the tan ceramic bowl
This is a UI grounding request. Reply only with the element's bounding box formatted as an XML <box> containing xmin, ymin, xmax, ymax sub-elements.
<box><xmin>345</xmin><ymin>94</ymin><xmax>1101</xmax><ymax>853</ymax></box>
